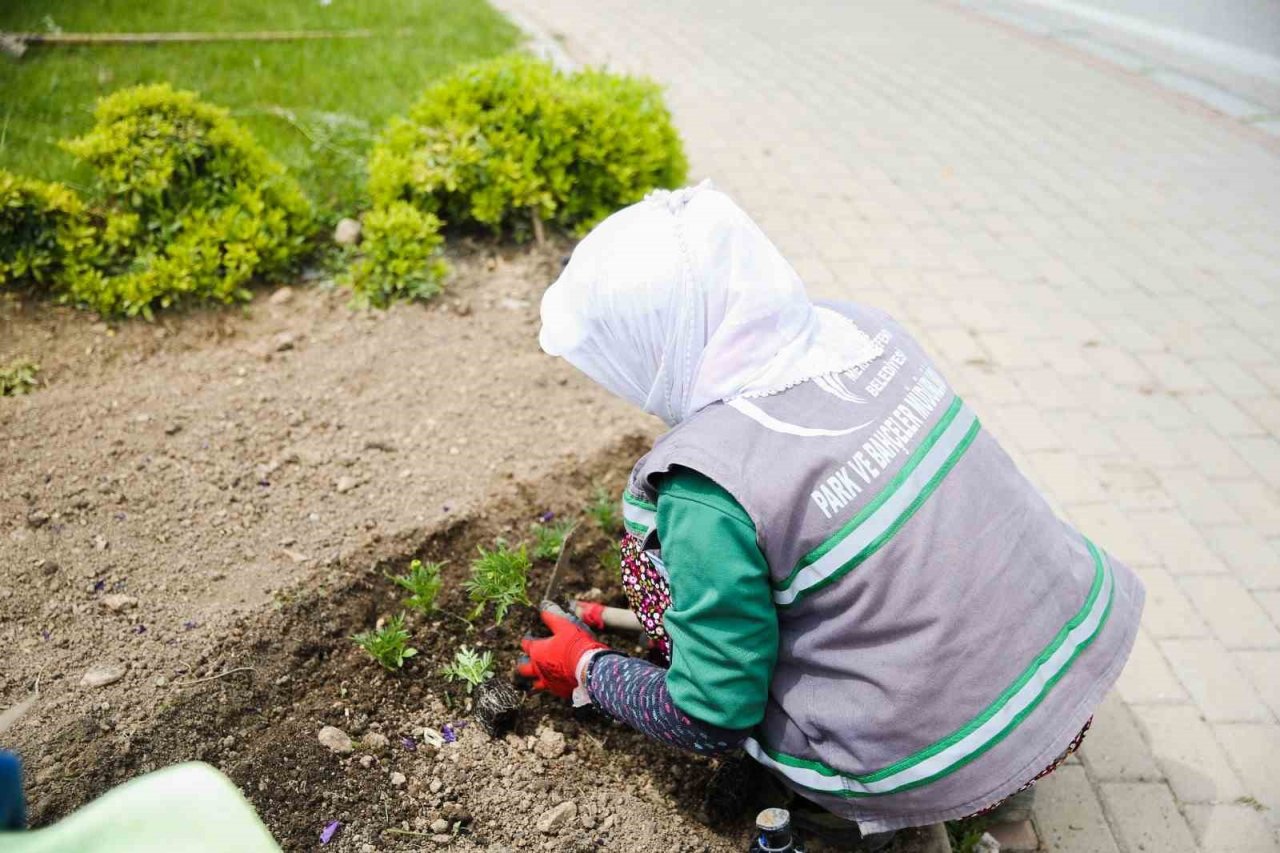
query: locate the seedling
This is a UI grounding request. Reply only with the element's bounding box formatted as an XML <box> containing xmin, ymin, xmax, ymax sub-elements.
<box><xmin>531</xmin><ymin>518</ymin><xmax>576</xmax><ymax>561</ymax></box>
<box><xmin>352</xmin><ymin>613</ymin><xmax>418</xmax><ymax>671</ymax></box>
<box><xmin>440</xmin><ymin>645</ymin><xmax>494</xmax><ymax>693</ymax></box>
<box><xmin>587</xmin><ymin>486</ymin><xmax>621</xmax><ymax>534</ymax></box>
<box><xmin>599</xmin><ymin>546</ymin><xmax>621</xmax><ymax>575</ymax></box>
<box><xmin>0</xmin><ymin>360</ymin><xmax>40</xmax><ymax>397</ymax></box>
<box><xmin>465</xmin><ymin>541</ymin><xmax>531</xmax><ymax>623</ymax></box>
<box><xmin>386</xmin><ymin>559</ymin><xmax>444</xmax><ymax>614</ymax></box>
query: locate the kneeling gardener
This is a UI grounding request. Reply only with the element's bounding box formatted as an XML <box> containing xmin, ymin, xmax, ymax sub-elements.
<box><xmin>518</xmin><ymin>182</ymin><xmax>1144</xmax><ymax>843</ymax></box>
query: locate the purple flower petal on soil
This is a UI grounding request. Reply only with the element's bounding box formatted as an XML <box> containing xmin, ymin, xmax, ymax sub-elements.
<box><xmin>132</xmin><ymin>624</ymin><xmax>147</xmax><ymax>634</ymax></box>
<box><xmin>93</xmin><ymin>580</ymin><xmax>106</xmax><ymax>593</ymax></box>
<box><xmin>441</xmin><ymin>723</ymin><xmax>457</xmax><ymax>743</ymax></box>
<box><xmin>183</xmin><ymin>620</ymin><xmax>199</xmax><ymax>631</ymax></box>
<box><xmin>538</xmin><ymin>510</ymin><xmax>555</xmax><ymax>523</ymax></box>
<box><xmin>320</xmin><ymin>820</ymin><xmax>341</xmax><ymax>845</ymax></box>
<box><xmin>400</xmin><ymin>736</ymin><xmax>417</xmax><ymax>751</ymax></box>
<box><xmin>40</xmin><ymin>630</ymin><xmax>51</xmax><ymax>642</ymax></box>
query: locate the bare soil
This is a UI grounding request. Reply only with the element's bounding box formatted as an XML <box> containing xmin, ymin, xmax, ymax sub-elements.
<box><xmin>0</xmin><ymin>244</ymin><xmax>946</xmax><ymax>852</ymax></box>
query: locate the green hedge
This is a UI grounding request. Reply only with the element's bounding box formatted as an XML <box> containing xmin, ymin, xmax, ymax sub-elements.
<box><xmin>368</xmin><ymin>54</ymin><xmax>687</xmax><ymax>237</ymax></box>
<box><xmin>57</xmin><ymin>84</ymin><xmax>314</xmax><ymax>317</ymax></box>
<box><xmin>343</xmin><ymin>201</ymin><xmax>448</xmax><ymax>308</ymax></box>
<box><xmin>0</xmin><ymin>171</ymin><xmax>101</xmax><ymax>289</ymax></box>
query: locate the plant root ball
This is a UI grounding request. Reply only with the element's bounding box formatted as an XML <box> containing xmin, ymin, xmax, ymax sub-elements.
<box><xmin>476</xmin><ymin>679</ymin><xmax>522</xmax><ymax>736</ymax></box>
<box><xmin>701</xmin><ymin>751</ymin><xmax>765</xmax><ymax>827</ymax></box>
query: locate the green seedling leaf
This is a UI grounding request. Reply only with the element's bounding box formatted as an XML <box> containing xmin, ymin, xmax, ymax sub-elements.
<box><xmin>352</xmin><ymin>612</ymin><xmax>417</xmax><ymax>671</ymax></box>
<box><xmin>440</xmin><ymin>644</ymin><xmax>494</xmax><ymax>693</ymax></box>
<box><xmin>386</xmin><ymin>559</ymin><xmax>444</xmax><ymax>614</ymax></box>
<box><xmin>465</xmin><ymin>540</ymin><xmax>531</xmax><ymax>624</ymax></box>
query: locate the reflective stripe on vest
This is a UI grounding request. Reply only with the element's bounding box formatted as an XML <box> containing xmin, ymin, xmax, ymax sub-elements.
<box><xmin>773</xmin><ymin>398</ymin><xmax>980</xmax><ymax>607</ymax></box>
<box><xmin>746</xmin><ymin>540</ymin><xmax>1115</xmax><ymax>796</ymax></box>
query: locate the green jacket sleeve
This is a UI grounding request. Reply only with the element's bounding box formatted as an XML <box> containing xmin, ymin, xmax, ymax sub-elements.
<box><xmin>656</xmin><ymin>467</ymin><xmax>778</xmax><ymax>730</ymax></box>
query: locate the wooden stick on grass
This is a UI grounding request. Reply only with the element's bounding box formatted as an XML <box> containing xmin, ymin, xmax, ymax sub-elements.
<box><xmin>3</xmin><ymin>28</ymin><xmax>405</xmax><ymax>47</ymax></box>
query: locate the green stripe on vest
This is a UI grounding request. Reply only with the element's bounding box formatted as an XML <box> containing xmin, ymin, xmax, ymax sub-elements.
<box><xmin>746</xmin><ymin>540</ymin><xmax>1114</xmax><ymax>796</ymax></box>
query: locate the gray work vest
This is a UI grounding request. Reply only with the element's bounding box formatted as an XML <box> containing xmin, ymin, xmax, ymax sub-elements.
<box><xmin>623</xmin><ymin>302</ymin><xmax>1144</xmax><ymax>833</ymax></box>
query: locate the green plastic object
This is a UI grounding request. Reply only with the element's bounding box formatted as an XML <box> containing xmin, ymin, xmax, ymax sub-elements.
<box><xmin>0</xmin><ymin>762</ymin><xmax>281</xmax><ymax>852</ymax></box>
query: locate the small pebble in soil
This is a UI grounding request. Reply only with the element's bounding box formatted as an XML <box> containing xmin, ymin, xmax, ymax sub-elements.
<box><xmin>359</xmin><ymin>755</ymin><xmax>374</xmax><ymax>768</ymax></box>
<box><xmin>100</xmin><ymin>594</ymin><xmax>137</xmax><ymax>612</ymax></box>
<box><xmin>80</xmin><ymin>663</ymin><xmax>126</xmax><ymax>689</ymax></box>
<box><xmin>318</xmin><ymin>726</ymin><xmax>354</xmax><ymax>754</ymax></box>
<box><xmin>333</xmin><ymin>218</ymin><xmax>362</xmax><ymax>246</ymax></box>
<box><xmin>335</xmin><ymin>476</ymin><xmax>359</xmax><ymax>494</ymax></box>
<box><xmin>536</xmin><ymin>801</ymin><xmax>578</xmax><ymax>834</ymax></box>
<box><xmin>430</xmin><ymin>819</ymin><xmax>449</xmax><ymax>833</ymax></box>
<box><xmin>534</xmin><ymin>726</ymin><xmax>566</xmax><ymax>760</ymax></box>
<box><xmin>268</xmin><ymin>287</ymin><xmax>294</xmax><ymax>306</ymax></box>
<box><xmin>363</xmin><ymin>732</ymin><xmax>389</xmax><ymax>750</ymax></box>
<box><xmin>389</xmin><ymin>772</ymin><xmax>406</xmax><ymax>787</ymax></box>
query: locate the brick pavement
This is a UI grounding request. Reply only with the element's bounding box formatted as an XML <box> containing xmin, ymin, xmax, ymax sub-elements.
<box><xmin>498</xmin><ymin>0</ymin><xmax>1280</xmax><ymax>848</ymax></box>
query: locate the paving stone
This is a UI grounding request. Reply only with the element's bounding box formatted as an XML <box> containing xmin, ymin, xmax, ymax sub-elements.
<box><xmin>1129</xmin><ymin>510</ymin><xmax>1229</xmax><ymax>575</ymax></box>
<box><xmin>1067</xmin><ymin>504</ymin><xmax>1152</xmax><ymax>568</ymax></box>
<box><xmin>1236</xmin><ymin>437</ymin><xmax>1280</xmax><ymax>490</ymax></box>
<box><xmin>1026</xmin><ymin>450</ymin><xmax>1109</xmax><ymax>505</ymax></box>
<box><xmin>1184</xmin><ymin>803</ymin><xmax>1280</xmax><ymax>853</ymax></box>
<box><xmin>986</xmin><ymin>819</ymin><xmax>1038</xmax><ymax>851</ymax></box>
<box><xmin>1161</xmin><ymin>638</ymin><xmax>1272</xmax><ymax>723</ymax></box>
<box><xmin>1257</xmin><ymin>592</ymin><xmax>1280</xmax><ymax>629</ymax></box>
<box><xmin>1130</xmin><ymin>704</ymin><xmax>1247</xmax><ymax>804</ymax></box>
<box><xmin>1115</xmin><ymin>630</ymin><xmax>1188</xmax><ymax>705</ymax></box>
<box><xmin>1079</xmin><ymin>692</ymin><xmax>1163</xmax><ymax>782</ymax></box>
<box><xmin>1099</xmin><ymin>782</ymin><xmax>1199</xmax><ymax>853</ymax></box>
<box><xmin>1132</xmin><ymin>565</ymin><xmax>1209</xmax><ymax>639</ymax></box>
<box><xmin>1199</xmin><ymin>525</ymin><xmax>1280</xmax><ymax>591</ymax></box>
<box><xmin>1177</xmin><ymin>575</ymin><xmax>1280</xmax><ymax>649</ymax></box>
<box><xmin>1184</xmin><ymin>393</ymin><xmax>1267</xmax><ymax>438</ymax></box>
<box><xmin>1213</xmin><ymin>723</ymin><xmax>1280</xmax><ymax>816</ymax></box>
<box><xmin>1158</xmin><ymin>470</ymin><xmax>1249</xmax><ymax>528</ymax></box>
<box><xmin>1034</xmin><ymin>765</ymin><xmax>1121</xmax><ymax>853</ymax></box>
<box><xmin>1236</xmin><ymin>651</ymin><xmax>1280</xmax><ymax>722</ymax></box>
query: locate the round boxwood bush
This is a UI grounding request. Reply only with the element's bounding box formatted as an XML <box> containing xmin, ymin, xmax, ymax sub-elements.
<box><xmin>0</xmin><ymin>170</ymin><xmax>101</xmax><ymax>290</ymax></box>
<box><xmin>57</xmin><ymin>83</ymin><xmax>314</xmax><ymax>318</ymax></box>
<box><xmin>342</xmin><ymin>201</ymin><xmax>448</xmax><ymax>308</ymax></box>
<box><xmin>368</xmin><ymin>54</ymin><xmax>687</xmax><ymax>236</ymax></box>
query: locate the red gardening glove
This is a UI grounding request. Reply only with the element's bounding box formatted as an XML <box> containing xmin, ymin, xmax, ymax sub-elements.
<box><xmin>573</xmin><ymin>600</ymin><xmax>606</xmax><ymax>631</ymax></box>
<box><xmin>516</xmin><ymin>601</ymin><xmax>610</xmax><ymax>700</ymax></box>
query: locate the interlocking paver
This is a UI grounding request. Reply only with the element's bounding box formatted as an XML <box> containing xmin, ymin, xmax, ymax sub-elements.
<box><xmin>1185</xmin><ymin>803</ymin><xmax>1280</xmax><ymax>853</ymax></box>
<box><xmin>1134</xmin><ymin>566</ymin><xmax>1210</xmax><ymax>639</ymax></box>
<box><xmin>1100</xmin><ymin>782</ymin><xmax>1201</xmax><ymax>853</ymax></box>
<box><xmin>1213</xmin><ymin>724</ymin><xmax>1280</xmax><ymax>816</ymax></box>
<box><xmin>1236</xmin><ymin>651</ymin><xmax>1280</xmax><ymax>720</ymax></box>
<box><xmin>1161</xmin><ymin>639</ymin><xmax>1273</xmax><ymax>723</ymax></box>
<box><xmin>1130</xmin><ymin>704</ymin><xmax>1248</xmax><ymax>804</ymax></box>
<box><xmin>495</xmin><ymin>0</ymin><xmax>1280</xmax><ymax>846</ymax></box>
<box><xmin>1177</xmin><ymin>576</ymin><xmax>1280</xmax><ymax>649</ymax></box>
<box><xmin>1079</xmin><ymin>692</ymin><xmax>1164</xmax><ymax>782</ymax></box>
<box><xmin>1034</xmin><ymin>763</ymin><xmax>1126</xmax><ymax>850</ymax></box>
<box><xmin>1116</xmin><ymin>629</ymin><xmax>1189</xmax><ymax>705</ymax></box>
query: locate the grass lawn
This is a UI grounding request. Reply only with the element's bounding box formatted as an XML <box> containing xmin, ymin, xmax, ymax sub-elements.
<box><xmin>0</xmin><ymin>0</ymin><xmax>519</xmax><ymax>219</ymax></box>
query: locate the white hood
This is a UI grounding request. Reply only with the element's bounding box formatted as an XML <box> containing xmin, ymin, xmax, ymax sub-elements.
<box><xmin>538</xmin><ymin>181</ymin><xmax>882</xmax><ymax>426</ymax></box>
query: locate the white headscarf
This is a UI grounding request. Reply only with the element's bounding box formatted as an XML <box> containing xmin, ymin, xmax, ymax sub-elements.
<box><xmin>539</xmin><ymin>181</ymin><xmax>883</xmax><ymax>426</ymax></box>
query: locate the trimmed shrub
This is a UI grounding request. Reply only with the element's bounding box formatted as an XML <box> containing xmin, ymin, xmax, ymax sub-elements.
<box><xmin>369</xmin><ymin>54</ymin><xmax>687</xmax><ymax>236</ymax></box>
<box><xmin>0</xmin><ymin>171</ymin><xmax>101</xmax><ymax>289</ymax></box>
<box><xmin>57</xmin><ymin>84</ymin><xmax>313</xmax><ymax>318</ymax></box>
<box><xmin>342</xmin><ymin>201</ymin><xmax>448</xmax><ymax>308</ymax></box>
